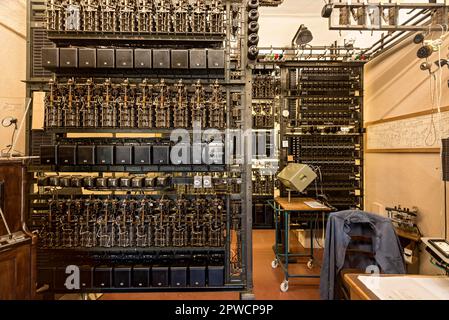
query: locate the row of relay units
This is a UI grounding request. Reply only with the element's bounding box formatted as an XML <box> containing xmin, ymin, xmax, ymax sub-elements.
<box><xmin>252</xmin><ymin>74</ymin><xmax>278</xmax><ymax>99</ymax></box>
<box><xmin>44</xmin><ymin>78</ymin><xmax>227</xmax><ymax>129</ymax></box>
<box><xmin>42</xmin><ymin>47</ymin><xmax>225</xmax><ymax>70</ymax></box>
<box><xmin>37</xmin><ymin>174</ymin><xmax>242</xmax><ymax>193</ymax></box>
<box><xmin>37</xmin><ymin>175</ymin><xmax>173</xmax><ymax>189</ymax></box>
<box><xmin>40</xmin><ymin>143</ymin><xmax>225</xmax><ymax>166</ymax></box>
<box><xmin>46</xmin><ymin>0</ymin><xmax>226</xmax><ymax>34</ymax></box>
<box><xmin>40</xmin><ymin>197</ymin><xmax>227</xmax><ymax>248</ymax></box>
<box><xmin>40</xmin><ymin>264</ymin><xmax>225</xmax><ymax>289</ymax></box>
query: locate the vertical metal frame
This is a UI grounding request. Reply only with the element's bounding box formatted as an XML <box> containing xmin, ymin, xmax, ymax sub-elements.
<box><xmin>239</xmin><ymin>0</ymin><xmax>253</xmax><ymax>298</ymax></box>
<box><xmin>26</xmin><ymin>0</ymin><xmax>254</xmax><ymax>297</ymax></box>
<box><xmin>277</xmin><ymin>61</ymin><xmax>364</xmax><ymax>211</ymax></box>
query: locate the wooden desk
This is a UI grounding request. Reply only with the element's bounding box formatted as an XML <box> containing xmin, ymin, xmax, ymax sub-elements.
<box><xmin>274</xmin><ymin>197</ymin><xmax>332</xmax><ymax>256</ymax></box>
<box><xmin>274</xmin><ymin>197</ymin><xmax>333</xmax><ymax>212</ymax></box>
<box><xmin>344</xmin><ymin>274</ymin><xmax>449</xmax><ymax>300</ymax></box>
<box><xmin>268</xmin><ymin>197</ymin><xmax>332</xmax><ymax>292</ymax></box>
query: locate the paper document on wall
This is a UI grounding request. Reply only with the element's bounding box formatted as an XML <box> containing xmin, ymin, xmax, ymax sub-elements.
<box><xmin>366</xmin><ymin>111</ymin><xmax>449</xmax><ymax>150</ymax></box>
<box><xmin>358</xmin><ymin>276</ymin><xmax>449</xmax><ymax>300</ymax></box>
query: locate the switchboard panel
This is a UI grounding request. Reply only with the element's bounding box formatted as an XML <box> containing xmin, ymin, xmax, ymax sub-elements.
<box><xmin>27</xmin><ymin>0</ymin><xmax>253</xmax><ymax>297</ymax></box>
<box><xmin>280</xmin><ymin>62</ymin><xmax>364</xmax><ymax>210</ymax></box>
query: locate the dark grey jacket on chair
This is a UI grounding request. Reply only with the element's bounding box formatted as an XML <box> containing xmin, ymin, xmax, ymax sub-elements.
<box><xmin>319</xmin><ymin>210</ymin><xmax>406</xmax><ymax>300</ymax></box>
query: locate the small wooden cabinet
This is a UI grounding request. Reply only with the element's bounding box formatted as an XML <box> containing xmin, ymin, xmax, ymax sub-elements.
<box><xmin>0</xmin><ymin>240</ymin><xmax>34</xmax><ymax>299</ymax></box>
<box><xmin>0</xmin><ymin>160</ymin><xmax>36</xmax><ymax>300</ymax></box>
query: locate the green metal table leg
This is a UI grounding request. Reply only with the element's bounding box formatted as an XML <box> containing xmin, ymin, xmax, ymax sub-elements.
<box><xmin>284</xmin><ymin>210</ymin><xmax>289</xmax><ymax>281</ymax></box>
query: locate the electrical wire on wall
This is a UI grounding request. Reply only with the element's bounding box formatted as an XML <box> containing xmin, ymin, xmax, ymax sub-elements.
<box><xmin>438</xmin><ymin>24</ymin><xmax>449</xmax><ymax>242</ymax></box>
<box><xmin>436</xmin><ymin>25</ymin><xmax>445</xmax><ymax>137</ymax></box>
<box><xmin>308</xmin><ymin>164</ymin><xmax>329</xmax><ymax>251</ymax></box>
<box><xmin>424</xmin><ymin>24</ymin><xmax>447</xmax><ymax>147</ymax></box>
<box><xmin>436</xmin><ymin>24</ymin><xmax>449</xmax><ymax>242</ymax></box>
<box><xmin>421</xmin><ymin>25</ymin><xmax>449</xmax><ymax>241</ymax></box>
<box><xmin>425</xmin><ymin>72</ymin><xmax>437</xmax><ymax>145</ymax></box>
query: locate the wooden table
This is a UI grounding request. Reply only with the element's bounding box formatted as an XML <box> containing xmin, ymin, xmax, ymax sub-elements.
<box><xmin>274</xmin><ymin>197</ymin><xmax>333</xmax><ymax>212</ymax></box>
<box><xmin>344</xmin><ymin>273</ymin><xmax>449</xmax><ymax>300</ymax></box>
<box><xmin>267</xmin><ymin>197</ymin><xmax>332</xmax><ymax>292</ymax></box>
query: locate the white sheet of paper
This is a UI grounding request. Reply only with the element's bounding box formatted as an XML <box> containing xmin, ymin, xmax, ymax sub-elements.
<box><xmin>304</xmin><ymin>201</ymin><xmax>327</xmax><ymax>209</ymax></box>
<box><xmin>358</xmin><ymin>276</ymin><xmax>449</xmax><ymax>300</ymax></box>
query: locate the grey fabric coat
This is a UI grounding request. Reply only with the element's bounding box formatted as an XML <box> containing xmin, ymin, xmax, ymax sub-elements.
<box><xmin>319</xmin><ymin>210</ymin><xmax>406</xmax><ymax>300</ymax></box>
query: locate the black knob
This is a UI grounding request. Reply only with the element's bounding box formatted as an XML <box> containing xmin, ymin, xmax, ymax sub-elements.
<box><xmin>247</xmin><ymin>0</ymin><xmax>259</xmax><ymax>10</ymax></box>
<box><xmin>248</xmin><ymin>21</ymin><xmax>259</xmax><ymax>33</ymax></box>
<box><xmin>248</xmin><ymin>45</ymin><xmax>259</xmax><ymax>60</ymax></box>
<box><xmin>248</xmin><ymin>33</ymin><xmax>259</xmax><ymax>46</ymax></box>
<box><xmin>248</xmin><ymin>9</ymin><xmax>259</xmax><ymax>22</ymax></box>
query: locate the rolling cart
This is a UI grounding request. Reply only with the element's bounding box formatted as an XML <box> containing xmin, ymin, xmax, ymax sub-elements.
<box><xmin>268</xmin><ymin>197</ymin><xmax>332</xmax><ymax>292</ymax></box>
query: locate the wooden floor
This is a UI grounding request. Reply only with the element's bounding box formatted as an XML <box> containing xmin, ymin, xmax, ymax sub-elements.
<box><xmin>101</xmin><ymin>230</ymin><xmax>322</xmax><ymax>300</ymax></box>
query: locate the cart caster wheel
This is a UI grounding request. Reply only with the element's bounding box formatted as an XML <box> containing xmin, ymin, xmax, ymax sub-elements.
<box><xmin>307</xmin><ymin>260</ymin><xmax>314</xmax><ymax>269</ymax></box>
<box><xmin>280</xmin><ymin>280</ymin><xmax>289</xmax><ymax>292</ymax></box>
<box><xmin>271</xmin><ymin>259</ymin><xmax>279</xmax><ymax>269</ymax></box>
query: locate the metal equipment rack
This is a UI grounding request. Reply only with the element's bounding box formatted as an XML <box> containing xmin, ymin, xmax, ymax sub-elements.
<box><xmin>263</xmin><ymin>60</ymin><xmax>364</xmax><ymax>293</ymax></box>
<box><xmin>26</xmin><ymin>0</ymin><xmax>253</xmax><ymax>298</ymax></box>
<box><xmin>251</xmin><ymin>62</ymin><xmax>279</xmax><ymax>229</ymax></box>
<box><xmin>278</xmin><ymin>61</ymin><xmax>364</xmax><ymax>211</ymax></box>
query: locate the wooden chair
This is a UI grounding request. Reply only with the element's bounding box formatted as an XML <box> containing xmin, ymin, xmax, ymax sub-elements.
<box><xmin>336</xmin><ymin>233</ymin><xmax>380</xmax><ymax>300</ymax></box>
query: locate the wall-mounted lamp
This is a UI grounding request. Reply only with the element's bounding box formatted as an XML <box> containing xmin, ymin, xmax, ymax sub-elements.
<box><xmin>1</xmin><ymin>117</ymin><xmax>17</xmax><ymax>129</ymax></box>
<box><xmin>292</xmin><ymin>24</ymin><xmax>313</xmax><ymax>47</ymax></box>
<box><xmin>1</xmin><ymin>116</ymin><xmax>18</xmax><ymax>158</ymax></box>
